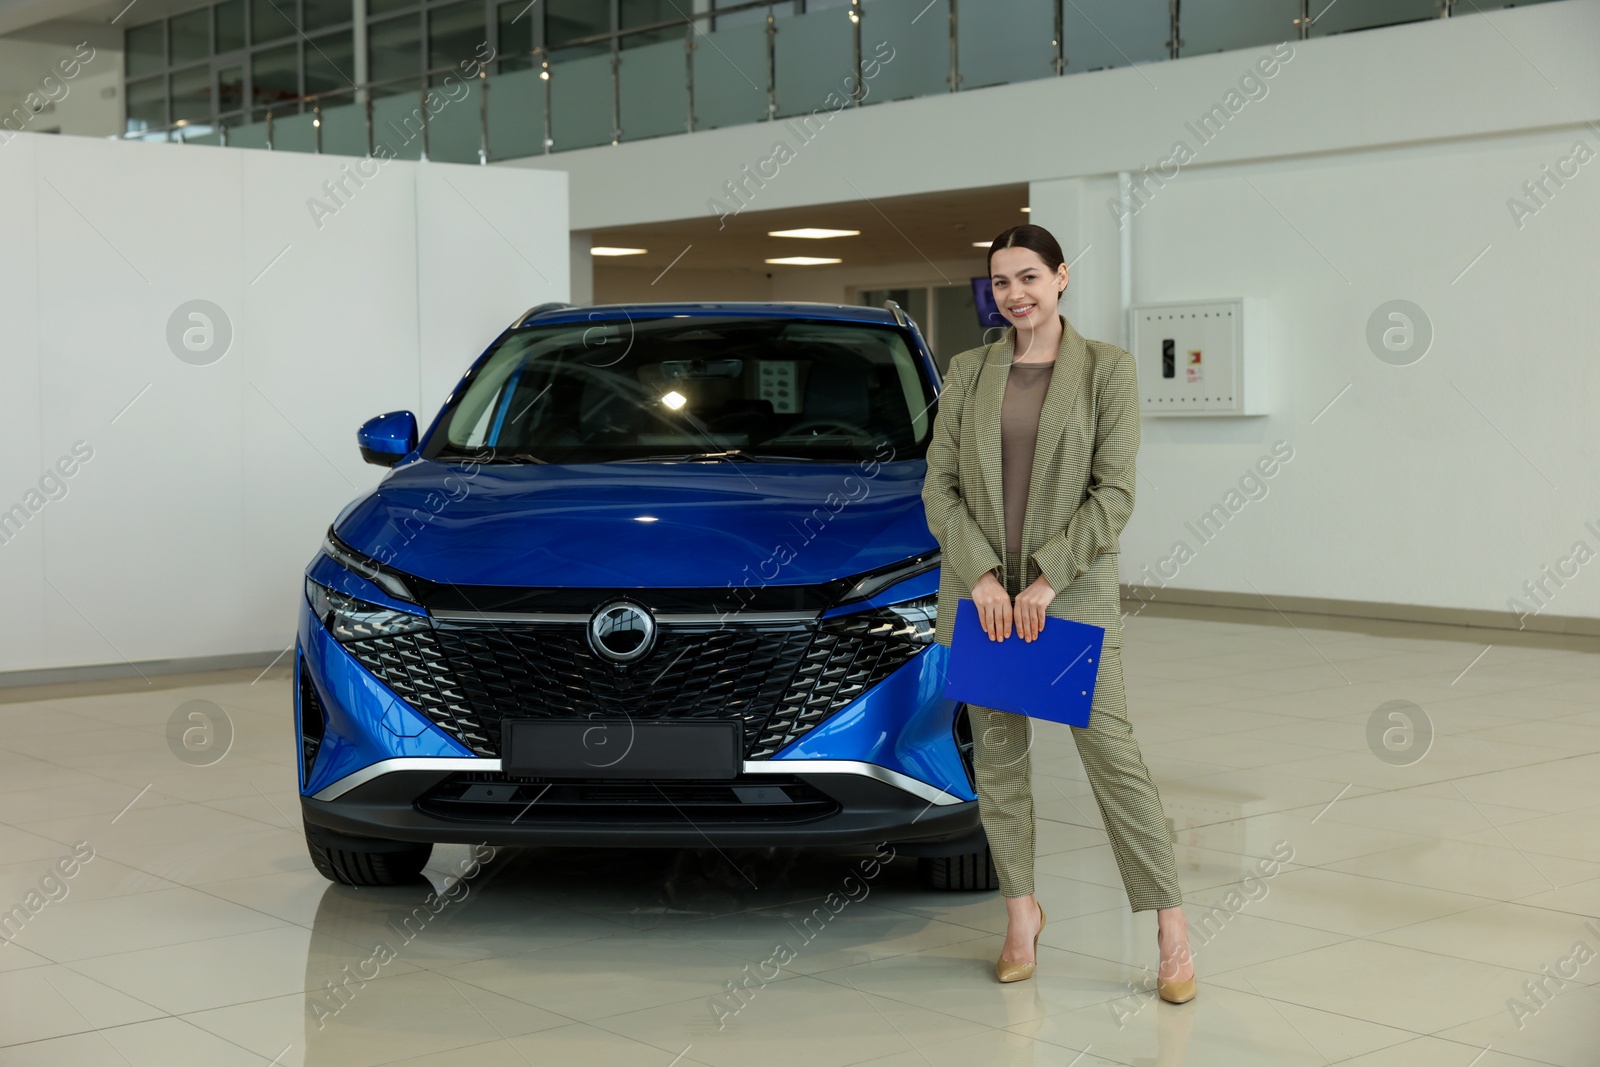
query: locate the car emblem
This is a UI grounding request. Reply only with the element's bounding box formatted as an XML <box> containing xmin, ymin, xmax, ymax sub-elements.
<box><xmin>587</xmin><ymin>600</ymin><xmax>656</xmax><ymax>664</ymax></box>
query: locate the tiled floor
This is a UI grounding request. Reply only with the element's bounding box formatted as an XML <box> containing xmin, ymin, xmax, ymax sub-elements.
<box><xmin>2</xmin><ymin>606</ymin><xmax>1598</xmax><ymax>1065</ymax></box>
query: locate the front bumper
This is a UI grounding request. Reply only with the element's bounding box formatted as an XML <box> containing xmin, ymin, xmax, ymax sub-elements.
<box><xmin>300</xmin><ymin>763</ymin><xmax>982</xmax><ymax>855</ymax></box>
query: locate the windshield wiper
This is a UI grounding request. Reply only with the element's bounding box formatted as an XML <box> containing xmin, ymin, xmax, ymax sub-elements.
<box><xmin>472</xmin><ymin>451</ymin><xmax>549</xmax><ymax>465</ymax></box>
<box><xmin>612</xmin><ymin>450</ymin><xmax>828</xmax><ymax>464</ymax></box>
<box><xmin>727</xmin><ymin>452</ymin><xmax>829</xmax><ymax>462</ymax></box>
<box><xmin>612</xmin><ymin>451</ymin><xmax>748</xmax><ymax>463</ymax></box>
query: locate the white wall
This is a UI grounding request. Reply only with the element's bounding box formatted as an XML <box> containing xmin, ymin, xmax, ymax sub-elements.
<box><xmin>0</xmin><ymin>133</ymin><xmax>569</xmax><ymax>675</ymax></box>
<box><xmin>0</xmin><ymin>23</ymin><xmax>121</xmax><ymax>139</ymax></box>
<box><xmin>0</xmin><ymin>0</ymin><xmax>113</xmax><ymax>37</ymax></box>
<box><xmin>511</xmin><ymin>1</ymin><xmax>1600</xmax><ymax>625</ymax></box>
<box><xmin>1032</xmin><ymin>131</ymin><xmax>1600</xmax><ymax>620</ymax></box>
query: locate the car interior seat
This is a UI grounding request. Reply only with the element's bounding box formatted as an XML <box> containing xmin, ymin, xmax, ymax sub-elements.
<box><xmin>578</xmin><ymin>374</ymin><xmax>650</xmax><ymax>442</ymax></box>
<box><xmin>799</xmin><ymin>361</ymin><xmax>871</xmax><ymax>429</ymax></box>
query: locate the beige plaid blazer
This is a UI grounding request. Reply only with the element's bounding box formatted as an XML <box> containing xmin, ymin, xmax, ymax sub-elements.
<box><xmin>921</xmin><ymin>314</ymin><xmax>1139</xmax><ymax>649</ymax></box>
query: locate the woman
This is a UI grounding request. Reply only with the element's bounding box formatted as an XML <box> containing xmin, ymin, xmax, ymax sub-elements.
<box><xmin>921</xmin><ymin>224</ymin><xmax>1195</xmax><ymax>1000</ymax></box>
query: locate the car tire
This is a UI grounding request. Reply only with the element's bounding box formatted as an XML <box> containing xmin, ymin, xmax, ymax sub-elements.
<box><xmin>304</xmin><ymin>820</ymin><xmax>433</xmax><ymax>886</ymax></box>
<box><xmin>918</xmin><ymin>846</ymin><xmax>1000</xmax><ymax>891</ymax></box>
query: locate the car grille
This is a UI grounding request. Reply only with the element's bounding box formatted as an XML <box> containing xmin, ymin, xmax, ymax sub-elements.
<box><xmin>339</xmin><ymin>614</ymin><xmax>924</xmax><ymax>760</ymax></box>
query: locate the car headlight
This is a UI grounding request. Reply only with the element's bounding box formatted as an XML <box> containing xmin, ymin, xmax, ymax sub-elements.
<box><xmin>821</xmin><ymin>594</ymin><xmax>936</xmax><ymax>645</ymax></box>
<box><xmin>885</xmin><ymin>596</ymin><xmax>937</xmax><ymax>643</ymax></box>
<box><xmin>305</xmin><ymin>577</ymin><xmax>430</xmax><ymax>643</ymax></box>
<box><xmin>833</xmin><ymin>551</ymin><xmax>941</xmax><ymax>604</ymax></box>
<box><xmin>320</xmin><ymin>528</ymin><xmax>418</xmax><ymax>603</ymax></box>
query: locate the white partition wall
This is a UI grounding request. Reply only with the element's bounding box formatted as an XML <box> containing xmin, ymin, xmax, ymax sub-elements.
<box><xmin>1032</xmin><ymin>145</ymin><xmax>1600</xmax><ymax>622</ymax></box>
<box><xmin>0</xmin><ymin>133</ymin><xmax>569</xmax><ymax>676</ymax></box>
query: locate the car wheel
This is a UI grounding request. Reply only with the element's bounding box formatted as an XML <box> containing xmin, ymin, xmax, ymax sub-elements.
<box><xmin>304</xmin><ymin>820</ymin><xmax>433</xmax><ymax>886</ymax></box>
<box><xmin>918</xmin><ymin>846</ymin><xmax>1000</xmax><ymax>891</ymax></box>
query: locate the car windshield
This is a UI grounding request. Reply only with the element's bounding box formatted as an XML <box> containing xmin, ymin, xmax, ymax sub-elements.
<box><xmin>421</xmin><ymin>314</ymin><xmax>937</xmax><ymax>464</ymax></box>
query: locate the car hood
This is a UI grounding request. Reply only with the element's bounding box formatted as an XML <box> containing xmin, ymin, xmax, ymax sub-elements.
<box><xmin>333</xmin><ymin>458</ymin><xmax>937</xmax><ymax>588</ymax></box>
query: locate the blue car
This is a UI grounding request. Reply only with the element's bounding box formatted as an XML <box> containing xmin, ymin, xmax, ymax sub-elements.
<box><xmin>296</xmin><ymin>301</ymin><xmax>996</xmax><ymax>890</ymax></box>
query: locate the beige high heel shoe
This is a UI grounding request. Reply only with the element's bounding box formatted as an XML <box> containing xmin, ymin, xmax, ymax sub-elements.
<box><xmin>995</xmin><ymin>902</ymin><xmax>1046</xmax><ymax>983</ymax></box>
<box><xmin>1156</xmin><ymin>923</ymin><xmax>1197</xmax><ymax>1004</ymax></box>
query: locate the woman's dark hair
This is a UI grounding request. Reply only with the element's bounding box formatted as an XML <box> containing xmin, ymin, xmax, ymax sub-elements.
<box><xmin>986</xmin><ymin>224</ymin><xmax>1065</xmax><ymax>279</ymax></box>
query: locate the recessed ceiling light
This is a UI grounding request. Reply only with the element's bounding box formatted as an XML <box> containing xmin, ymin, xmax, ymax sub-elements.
<box><xmin>764</xmin><ymin>257</ymin><xmax>842</xmax><ymax>266</ymax></box>
<box><xmin>767</xmin><ymin>228</ymin><xmax>861</xmax><ymax>239</ymax></box>
<box><xmin>1020</xmin><ymin>207</ymin><xmax>1031</xmax><ymax>213</ymax></box>
<box><xmin>591</xmin><ymin>246</ymin><xmax>648</xmax><ymax>256</ymax></box>
<box><xmin>971</xmin><ymin>241</ymin><xmax>991</xmax><ymax>248</ymax></box>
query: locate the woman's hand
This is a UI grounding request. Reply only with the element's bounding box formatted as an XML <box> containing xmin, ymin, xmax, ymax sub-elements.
<box><xmin>1013</xmin><ymin>576</ymin><xmax>1057</xmax><ymax>642</ymax></box>
<box><xmin>972</xmin><ymin>571</ymin><xmax>1013</xmax><ymax>641</ymax></box>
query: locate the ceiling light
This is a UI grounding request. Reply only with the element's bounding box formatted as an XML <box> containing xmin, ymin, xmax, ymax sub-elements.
<box><xmin>661</xmin><ymin>391</ymin><xmax>687</xmax><ymax>409</ymax></box>
<box><xmin>971</xmin><ymin>241</ymin><xmax>991</xmax><ymax>248</ymax></box>
<box><xmin>1020</xmin><ymin>207</ymin><xmax>1031</xmax><ymax>213</ymax></box>
<box><xmin>765</xmin><ymin>257</ymin><xmax>842</xmax><ymax>265</ymax></box>
<box><xmin>767</xmin><ymin>228</ymin><xmax>860</xmax><ymax>239</ymax></box>
<box><xmin>591</xmin><ymin>246</ymin><xmax>648</xmax><ymax>256</ymax></box>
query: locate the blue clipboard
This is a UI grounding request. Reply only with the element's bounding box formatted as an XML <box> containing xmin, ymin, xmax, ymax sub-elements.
<box><xmin>942</xmin><ymin>598</ymin><xmax>1106</xmax><ymax>727</ymax></box>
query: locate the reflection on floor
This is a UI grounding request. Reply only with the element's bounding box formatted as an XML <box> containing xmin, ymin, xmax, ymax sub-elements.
<box><xmin>2</xmin><ymin>606</ymin><xmax>1598</xmax><ymax>1066</ymax></box>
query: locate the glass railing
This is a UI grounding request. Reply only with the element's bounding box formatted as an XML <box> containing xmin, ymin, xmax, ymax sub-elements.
<box><xmin>116</xmin><ymin>0</ymin><xmax>1551</xmax><ymax>164</ymax></box>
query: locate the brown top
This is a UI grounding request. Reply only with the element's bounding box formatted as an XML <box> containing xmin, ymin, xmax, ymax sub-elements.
<box><xmin>1000</xmin><ymin>359</ymin><xmax>1055</xmax><ymax>558</ymax></box>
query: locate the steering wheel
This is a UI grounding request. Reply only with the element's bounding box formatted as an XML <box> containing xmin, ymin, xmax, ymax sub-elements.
<box><xmin>778</xmin><ymin>418</ymin><xmax>872</xmax><ymax>438</ymax></box>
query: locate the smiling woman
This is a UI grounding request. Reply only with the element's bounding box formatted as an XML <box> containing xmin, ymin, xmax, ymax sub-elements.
<box><xmin>923</xmin><ymin>223</ymin><xmax>1197</xmax><ymax>997</ymax></box>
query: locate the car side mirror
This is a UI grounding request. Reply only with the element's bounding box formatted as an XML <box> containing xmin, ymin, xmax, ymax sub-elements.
<box><xmin>357</xmin><ymin>411</ymin><xmax>418</xmax><ymax>467</ymax></box>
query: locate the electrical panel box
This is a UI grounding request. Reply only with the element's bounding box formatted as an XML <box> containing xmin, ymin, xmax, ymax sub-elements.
<box><xmin>1129</xmin><ymin>299</ymin><xmax>1267</xmax><ymax>416</ymax></box>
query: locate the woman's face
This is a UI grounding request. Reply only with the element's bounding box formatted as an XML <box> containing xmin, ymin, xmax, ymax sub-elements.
<box><xmin>989</xmin><ymin>247</ymin><xmax>1067</xmax><ymax>327</ymax></box>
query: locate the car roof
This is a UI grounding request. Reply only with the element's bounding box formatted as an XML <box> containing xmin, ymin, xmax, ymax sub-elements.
<box><xmin>514</xmin><ymin>301</ymin><xmax>903</xmax><ymax>329</ymax></box>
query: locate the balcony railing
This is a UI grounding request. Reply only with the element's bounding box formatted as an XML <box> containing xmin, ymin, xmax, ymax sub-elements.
<box><xmin>115</xmin><ymin>0</ymin><xmax>1537</xmax><ymax>163</ymax></box>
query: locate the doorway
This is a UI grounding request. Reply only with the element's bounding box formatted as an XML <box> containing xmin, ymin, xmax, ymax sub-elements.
<box><xmin>857</xmin><ymin>282</ymin><xmax>1004</xmax><ymax>376</ymax></box>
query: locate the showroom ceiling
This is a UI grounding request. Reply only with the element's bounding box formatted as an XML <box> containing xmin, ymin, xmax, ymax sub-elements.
<box><xmin>585</xmin><ymin>183</ymin><xmax>1032</xmax><ymax>273</ymax></box>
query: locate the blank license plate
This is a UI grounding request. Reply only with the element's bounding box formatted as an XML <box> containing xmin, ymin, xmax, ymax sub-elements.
<box><xmin>502</xmin><ymin>719</ymin><xmax>741</xmax><ymax>780</ymax></box>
